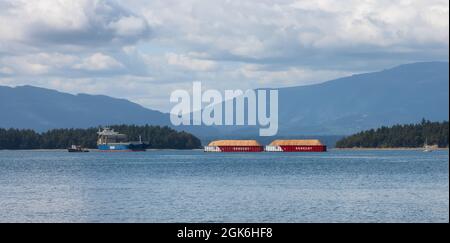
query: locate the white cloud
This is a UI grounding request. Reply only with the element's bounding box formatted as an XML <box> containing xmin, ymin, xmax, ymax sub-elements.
<box><xmin>109</xmin><ymin>16</ymin><xmax>149</xmax><ymax>37</ymax></box>
<box><xmin>0</xmin><ymin>67</ymin><xmax>14</xmax><ymax>75</ymax></box>
<box><xmin>1</xmin><ymin>55</ymin><xmax>49</xmax><ymax>75</ymax></box>
<box><xmin>0</xmin><ymin>52</ymin><xmax>79</xmax><ymax>76</ymax></box>
<box><xmin>74</xmin><ymin>53</ymin><xmax>124</xmax><ymax>71</ymax></box>
<box><xmin>0</xmin><ymin>0</ymin><xmax>151</xmax><ymax>48</ymax></box>
<box><xmin>166</xmin><ymin>53</ymin><xmax>217</xmax><ymax>71</ymax></box>
<box><xmin>133</xmin><ymin>0</ymin><xmax>448</xmax><ymax>60</ymax></box>
<box><xmin>0</xmin><ymin>0</ymin><xmax>448</xmax><ymax>111</ymax></box>
<box><xmin>239</xmin><ymin>64</ymin><xmax>352</xmax><ymax>87</ymax></box>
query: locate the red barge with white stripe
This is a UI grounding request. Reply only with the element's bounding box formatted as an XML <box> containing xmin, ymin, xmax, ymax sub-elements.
<box><xmin>204</xmin><ymin>140</ymin><xmax>264</xmax><ymax>152</ymax></box>
<box><xmin>204</xmin><ymin>139</ymin><xmax>327</xmax><ymax>152</ymax></box>
<box><xmin>265</xmin><ymin>139</ymin><xmax>327</xmax><ymax>152</ymax></box>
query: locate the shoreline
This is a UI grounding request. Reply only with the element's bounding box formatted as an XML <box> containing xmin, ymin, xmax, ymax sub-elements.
<box><xmin>0</xmin><ymin>148</ymin><xmax>204</xmax><ymax>152</ymax></box>
<box><xmin>1</xmin><ymin>148</ymin><xmax>448</xmax><ymax>152</ymax></box>
<box><xmin>334</xmin><ymin>147</ymin><xmax>449</xmax><ymax>151</ymax></box>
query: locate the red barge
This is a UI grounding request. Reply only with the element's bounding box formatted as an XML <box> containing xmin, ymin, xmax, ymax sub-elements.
<box><xmin>204</xmin><ymin>139</ymin><xmax>327</xmax><ymax>152</ymax></box>
<box><xmin>265</xmin><ymin>139</ymin><xmax>327</xmax><ymax>152</ymax></box>
<box><xmin>204</xmin><ymin>140</ymin><xmax>264</xmax><ymax>152</ymax></box>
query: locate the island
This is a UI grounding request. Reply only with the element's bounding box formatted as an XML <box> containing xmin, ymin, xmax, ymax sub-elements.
<box><xmin>336</xmin><ymin>119</ymin><xmax>449</xmax><ymax>149</ymax></box>
<box><xmin>0</xmin><ymin>125</ymin><xmax>201</xmax><ymax>150</ymax></box>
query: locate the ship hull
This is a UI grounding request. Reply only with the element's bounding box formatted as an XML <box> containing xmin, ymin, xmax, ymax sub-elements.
<box><xmin>68</xmin><ymin>148</ymin><xmax>89</xmax><ymax>152</ymax></box>
<box><xmin>265</xmin><ymin>145</ymin><xmax>327</xmax><ymax>152</ymax></box>
<box><xmin>98</xmin><ymin>143</ymin><xmax>146</xmax><ymax>152</ymax></box>
<box><xmin>204</xmin><ymin>146</ymin><xmax>264</xmax><ymax>152</ymax></box>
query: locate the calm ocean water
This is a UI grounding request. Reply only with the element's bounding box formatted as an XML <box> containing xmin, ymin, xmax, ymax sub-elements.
<box><xmin>0</xmin><ymin>149</ymin><xmax>448</xmax><ymax>223</ymax></box>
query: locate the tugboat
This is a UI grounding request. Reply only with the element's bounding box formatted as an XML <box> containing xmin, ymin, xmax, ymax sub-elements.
<box><xmin>68</xmin><ymin>145</ymin><xmax>89</xmax><ymax>153</ymax></box>
<box><xmin>97</xmin><ymin>128</ymin><xmax>147</xmax><ymax>152</ymax></box>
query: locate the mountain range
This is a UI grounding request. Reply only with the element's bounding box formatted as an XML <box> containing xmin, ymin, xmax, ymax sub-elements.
<box><xmin>0</xmin><ymin>85</ymin><xmax>169</xmax><ymax>131</ymax></box>
<box><xmin>0</xmin><ymin>62</ymin><xmax>448</xmax><ymax>142</ymax></box>
<box><xmin>274</xmin><ymin>61</ymin><xmax>449</xmax><ymax>135</ymax></box>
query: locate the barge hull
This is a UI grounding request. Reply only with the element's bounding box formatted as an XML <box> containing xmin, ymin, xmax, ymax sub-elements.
<box><xmin>266</xmin><ymin>145</ymin><xmax>327</xmax><ymax>152</ymax></box>
<box><xmin>205</xmin><ymin>146</ymin><xmax>264</xmax><ymax>152</ymax></box>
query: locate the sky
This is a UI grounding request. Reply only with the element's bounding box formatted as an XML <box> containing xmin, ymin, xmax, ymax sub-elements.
<box><xmin>0</xmin><ymin>0</ymin><xmax>448</xmax><ymax>111</ymax></box>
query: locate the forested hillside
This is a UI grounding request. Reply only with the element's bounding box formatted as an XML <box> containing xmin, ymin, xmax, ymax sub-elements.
<box><xmin>336</xmin><ymin>120</ymin><xmax>449</xmax><ymax>148</ymax></box>
<box><xmin>0</xmin><ymin>125</ymin><xmax>201</xmax><ymax>150</ymax></box>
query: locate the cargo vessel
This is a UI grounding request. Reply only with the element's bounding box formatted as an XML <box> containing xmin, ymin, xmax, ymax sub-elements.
<box><xmin>265</xmin><ymin>139</ymin><xmax>327</xmax><ymax>152</ymax></box>
<box><xmin>204</xmin><ymin>140</ymin><xmax>264</xmax><ymax>152</ymax></box>
<box><xmin>97</xmin><ymin>128</ymin><xmax>146</xmax><ymax>152</ymax></box>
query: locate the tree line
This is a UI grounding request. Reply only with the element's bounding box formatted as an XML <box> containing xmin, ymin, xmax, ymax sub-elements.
<box><xmin>0</xmin><ymin>125</ymin><xmax>201</xmax><ymax>150</ymax></box>
<box><xmin>336</xmin><ymin>119</ymin><xmax>449</xmax><ymax>148</ymax></box>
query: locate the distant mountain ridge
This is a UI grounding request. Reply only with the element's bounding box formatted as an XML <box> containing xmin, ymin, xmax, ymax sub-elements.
<box><xmin>201</xmin><ymin>61</ymin><xmax>449</xmax><ymax>137</ymax></box>
<box><xmin>0</xmin><ymin>62</ymin><xmax>448</xmax><ymax>139</ymax></box>
<box><xmin>0</xmin><ymin>85</ymin><xmax>170</xmax><ymax>131</ymax></box>
<box><xmin>274</xmin><ymin>61</ymin><xmax>449</xmax><ymax>135</ymax></box>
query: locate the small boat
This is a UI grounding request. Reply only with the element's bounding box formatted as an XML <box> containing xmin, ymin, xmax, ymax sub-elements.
<box><xmin>68</xmin><ymin>145</ymin><xmax>89</xmax><ymax>153</ymax></box>
<box><xmin>423</xmin><ymin>138</ymin><xmax>433</xmax><ymax>152</ymax></box>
